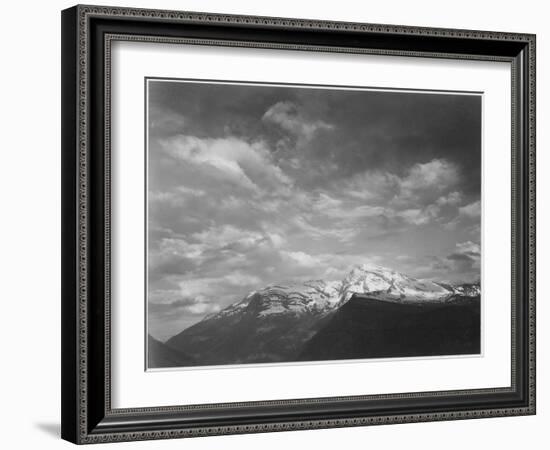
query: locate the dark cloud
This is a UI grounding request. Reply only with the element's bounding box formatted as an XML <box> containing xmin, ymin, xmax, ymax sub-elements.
<box><xmin>146</xmin><ymin>79</ymin><xmax>482</xmax><ymax>339</ymax></box>
<box><xmin>422</xmin><ymin>241</ymin><xmax>481</xmax><ymax>283</ymax></box>
<box><xmin>148</xmin><ymin>81</ymin><xmax>481</xmax><ymax>196</ymax></box>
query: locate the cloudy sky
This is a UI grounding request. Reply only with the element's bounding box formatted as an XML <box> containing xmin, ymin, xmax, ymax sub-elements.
<box><xmin>146</xmin><ymin>79</ymin><xmax>482</xmax><ymax>341</ymax></box>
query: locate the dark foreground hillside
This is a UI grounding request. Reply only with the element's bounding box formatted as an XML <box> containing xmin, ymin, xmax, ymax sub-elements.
<box><xmin>162</xmin><ymin>292</ymin><xmax>333</xmax><ymax>367</ymax></box>
<box><xmin>147</xmin><ymin>334</ymin><xmax>195</xmax><ymax>368</ymax></box>
<box><xmin>298</xmin><ymin>295</ymin><xmax>480</xmax><ymax>361</ymax></box>
<box><xmin>148</xmin><ymin>295</ymin><xmax>480</xmax><ymax>368</ymax></box>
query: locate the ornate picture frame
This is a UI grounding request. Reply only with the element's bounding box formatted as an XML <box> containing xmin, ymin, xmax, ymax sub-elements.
<box><xmin>61</xmin><ymin>5</ymin><xmax>535</xmax><ymax>444</ymax></box>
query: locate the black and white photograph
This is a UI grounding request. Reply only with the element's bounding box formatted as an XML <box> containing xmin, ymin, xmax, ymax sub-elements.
<box><xmin>55</xmin><ymin>4</ymin><xmax>537</xmax><ymax>445</ymax></box>
<box><xmin>146</xmin><ymin>79</ymin><xmax>482</xmax><ymax>369</ymax></box>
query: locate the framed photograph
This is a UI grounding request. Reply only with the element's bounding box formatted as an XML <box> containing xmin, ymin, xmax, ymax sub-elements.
<box><xmin>61</xmin><ymin>5</ymin><xmax>536</xmax><ymax>444</ymax></box>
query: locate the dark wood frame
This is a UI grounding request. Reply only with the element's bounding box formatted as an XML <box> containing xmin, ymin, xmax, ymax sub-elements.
<box><xmin>61</xmin><ymin>4</ymin><xmax>536</xmax><ymax>444</ymax></box>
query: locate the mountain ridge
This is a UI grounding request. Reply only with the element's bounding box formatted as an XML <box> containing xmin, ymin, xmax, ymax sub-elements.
<box><xmin>149</xmin><ymin>264</ymin><xmax>481</xmax><ymax>368</ymax></box>
<box><xmin>198</xmin><ymin>263</ymin><xmax>480</xmax><ymax>325</ymax></box>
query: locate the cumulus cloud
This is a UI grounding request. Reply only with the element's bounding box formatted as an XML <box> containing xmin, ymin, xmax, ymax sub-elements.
<box><xmin>178</xmin><ymin>272</ymin><xmax>262</xmax><ymax>299</ymax></box>
<box><xmin>282</xmin><ymin>250</ymin><xmax>321</xmax><ymax>268</ymax></box>
<box><xmin>262</xmin><ymin>101</ymin><xmax>334</xmax><ymax>140</ymax></box>
<box><xmin>454</xmin><ymin>241</ymin><xmax>481</xmax><ymax>259</ymax></box>
<box><xmin>340</xmin><ymin>171</ymin><xmax>400</xmax><ymax>202</ymax></box>
<box><xmin>149</xmin><ymin>154</ymin><xmax>479</xmax><ymax>321</ymax></box>
<box><xmin>459</xmin><ymin>200</ymin><xmax>481</xmax><ymax>218</ymax></box>
<box><xmin>148</xmin><ymin>105</ymin><xmax>186</xmax><ymax>135</ymax></box>
<box><xmin>192</xmin><ymin>225</ymin><xmax>265</xmax><ymax>250</ymax></box>
<box><xmin>424</xmin><ymin>241</ymin><xmax>481</xmax><ymax>282</ymax></box>
<box><xmin>444</xmin><ymin>199</ymin><xmax>482</xmax><ymax>233</ymax></box>
<box><xmin>160</xmin><ymin>135</ymin><xmax>292</xmax><ymax>194</ymax></box>
<box><xmin>314</xmin><ymin>159</ymin><xmax>467</xmax><ymax>230</ymax></box>
<box><xmin>290</xmin><ymin>215</ymin><xmax>359</xmax><ymax>242</ymax></box>
<box><xmin>149</xmin><ymin>292</ymin><xmax>219</xmax><ymax>312</ymax></box>
<box><xmin>394</xmin><ymin>159</ymin><xmax>460</xmax><ymax>208</ymax></box>
<box><xmin>149</xmin><ymin>186</ymin><xmax>206</xmax><ymax>207</ymax></box>
<box><xmin>398</xmin><ymin>207</ymin><xmax>436</xmax><ymax>225</ymax></box>
<box><xmin>436</xmin><ymin>191</ymin><xmax>462</xmax><ymax>206</ymax></box>
<box><xmin>147</xmin><ymin>81</ymin><xmax>482</xmax><ymax>338</ymax></box>
<box><xmin>402</xmin><ymin>159</ymin><xmax>459</xmax><ymax>190</ymax></box>
<box><xmin>148</xmin><ymin>292</ymin><xmax>222</xmax><ymax>341</ymax></box>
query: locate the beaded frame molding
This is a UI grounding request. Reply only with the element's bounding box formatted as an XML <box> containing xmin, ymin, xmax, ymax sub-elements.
<box><xmin>61</xmin><ymin>4</ymin><xmax>536</xmax><ymax>444</ymax></box>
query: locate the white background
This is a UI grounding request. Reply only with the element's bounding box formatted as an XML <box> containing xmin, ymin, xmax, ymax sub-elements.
<box><xmin>0</xmin><ymin>0</ymin><xmax>546</xmax><ymax>449</ymax></box>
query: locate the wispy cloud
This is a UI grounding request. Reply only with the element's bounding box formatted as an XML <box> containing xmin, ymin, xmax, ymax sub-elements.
<box><xmin>459</xmin><ymin>200</ymin><xmax>481</xmax><ymax>218</ymax></box>
<box><xmin>147</xmin><ymin>81</ymin><xmax>482</xmax><ymax>338</ymax></box>
<box><xmin>160</xmin><ymin>135</ymin><xmax>292</xmax><ymax>193</ymax></box>
<box><xmin>420</xmin><ymin>241</ymin><xmax>481</xmax><ymax>282</ymax></box>
<box><xmin>262</xmin><ymin>101</ymin><xmax>334</xmax><ymax>141</ymax></box>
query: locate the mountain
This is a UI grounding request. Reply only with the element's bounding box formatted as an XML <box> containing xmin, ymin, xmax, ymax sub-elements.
<box><xmin>449</xmin><ymin>282</ymin><xmax>481</xmax><ymax>297</ymax></box>
<box><xmin>298</xmin><ymin>295</ymin><xmax>480</xmax><ymax>361</ymax></box>
<box><xmin>147</xmin><ymin>334</ymin><xmax>195</xmax><ymax>368</ymax></box>
<box><xmin>205</xmin><ymin>278</ymin><xmax>343</xmax><ymax>321</ymax></box>
<box><xmin>161</xmin><ymin>264</ymin><xmax>481</xmax><ymax>367</ymax></box>
<box><xmin>164</xmin><ymin>283</ymin><xmax>338</xmax><ymax>366</ymax></box>
<box><xmin>338</xmin><ymin>264</ymin><xmax>455</xmax><ymax>303</ymax></box>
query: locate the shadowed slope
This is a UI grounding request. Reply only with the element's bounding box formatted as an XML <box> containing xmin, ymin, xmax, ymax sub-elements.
<box><xmin>147</xmin><ymin>334</ymin><xmax>195</xmax><ymax>368</ymax></box>
<box><xmin>298</xmin><ymin>295</ymin><xmax>480</xmax><ymax>361</ymax></box>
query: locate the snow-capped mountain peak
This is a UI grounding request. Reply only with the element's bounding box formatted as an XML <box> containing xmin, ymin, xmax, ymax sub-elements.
<box><xmin>340</xmin><ymin>263</ymin><xmax>452</xmax><ymax>303</ymax></box>
<box><xmin>208</xmin><ymin>279</ymin><xmax>343</xmax><ymax>321</ymax></box>
<box><xmin>203</xmin><ymin>263</ymin><xmax>480</xmax><ymax>322</ymax></box>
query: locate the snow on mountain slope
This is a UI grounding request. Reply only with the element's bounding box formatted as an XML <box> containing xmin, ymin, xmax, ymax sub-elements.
<box><xmin>255</xmin><ymin>280</ymin><xmax>343</xmax><ymax>317</ymax></box>
<box><xmin>201</xmin><ymin>263</ymin><xmax>480</xmax><ymax>323</ymax></box>
<box><xmin>208</xmin><ymin>279</ymin><xmax>343</xmax><ymax>321</ymax></box>
<box><xmin>339</xmin><ymin>263</ymin><xmax>453</xmax><ymax>303</ymax></box>
<box><xmin>451</xmin><ymin>283</ymin><xmax>481</xmax><ymax>297</ymax></box>
<box><xmin>165</xmin><ymin>263</ymin><xmax>481</xmax><ymax>366</ymax></box>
